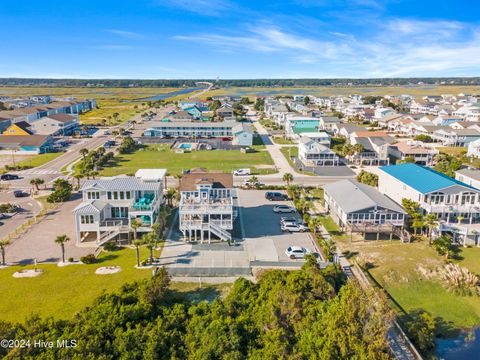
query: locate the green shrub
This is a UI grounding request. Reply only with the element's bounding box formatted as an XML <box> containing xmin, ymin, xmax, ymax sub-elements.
<box><xmin>80</xmin><ymin>254</ymin><xmax>96</xmax><ymax>264</ymax></box>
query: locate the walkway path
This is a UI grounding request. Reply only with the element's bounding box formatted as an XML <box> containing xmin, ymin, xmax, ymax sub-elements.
<box><xmin>252</xmin><ymin>118</ymin><xmax>295</xmax><ymax>175</ymax></box>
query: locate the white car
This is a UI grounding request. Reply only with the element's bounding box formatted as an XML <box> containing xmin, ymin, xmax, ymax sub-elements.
<box><xmin>281</xmin><ymin>223</ymin><xmax>308</xmax><ymax>232</ymax></box>
<box><xmin>273</xmin><ymin>205</ymin><xmax>295</xmax><ymax>213</ymax></box>
<box><xmin>233</xmin><ymin>168</ymin><xmax>251</xmax><ymax>176</ymax></box>
<box><xmin>285</xmin><ymin>246</ymin><xmax>311</xmax><ymax>259</ymax></box>
<box><xmin>280</xmin><ymin>216</ymin><xmax>297</xmax><ymax>225</ymax></box>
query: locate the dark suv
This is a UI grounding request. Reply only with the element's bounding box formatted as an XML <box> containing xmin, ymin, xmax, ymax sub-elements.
<box><xmin>265</xmin><ymin>191</ymin><xmax>288</xmax><ymax>201</ymax></box>
<box><xmin>1</xmin><ymin>174</ymin><xmax>19</xmax><ymax>181</ymax></box>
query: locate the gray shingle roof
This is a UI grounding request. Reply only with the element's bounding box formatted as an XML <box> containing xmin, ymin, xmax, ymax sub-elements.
<box><xmin>324</xmin><ymin>179</ymin><xmax>405</xmax><ymax>214</ymax></box>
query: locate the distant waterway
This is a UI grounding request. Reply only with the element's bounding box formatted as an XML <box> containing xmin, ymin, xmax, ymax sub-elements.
<box><xmin>436</xmin><ymin>327</ymin><xmax>480</xmax><ymax>359</ymax></box>
<box><xmin>138</xmin><ymin>87</ymin><xmax>201</xmax><ymax>101</ymax></box>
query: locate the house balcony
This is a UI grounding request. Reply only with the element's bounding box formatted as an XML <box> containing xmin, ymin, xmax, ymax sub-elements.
<box><xmin>422</xmin><ymin>202</ymin><xmax>480</xmax><ymax>214</ymax></box>
<box><xmin>179</xmin><ymin>197</ymin><xmax>233</xmax><ymax>214</ymax></box>
<box><xmin>129</xmin><ymin>195</ymin><xmax>160</xmax><ymax>212</ymax></box>
<box><xmin>179</xmin><ymin>219</ymin><xmax>233</xmax><ymax>231</ymax></box>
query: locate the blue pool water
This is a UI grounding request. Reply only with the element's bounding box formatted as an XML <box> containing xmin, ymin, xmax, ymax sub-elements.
<box><xmin>179</xmin><ymin>143</ymin><xmax>192</xmax><ymax>149</ymax></box>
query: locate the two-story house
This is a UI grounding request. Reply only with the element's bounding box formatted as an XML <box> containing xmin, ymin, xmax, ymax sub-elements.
<box><xmin>378</xmin><ymin>163</ymin><xmax>480</xmax><ymax>224</ymax></box>
<box><xmin>73</xmin><ymin>169</ymin><xmax>166</xmax><ymax>245</ymax></box>
<box><xmin>178</xmin><ymin>170</ymin><xmax>235</xmax><ymax>243</ymax></box>
<box><xmin>298</xmin><ymin>136</ymin><xmax>339</xmax><ymax>166</ymax></box>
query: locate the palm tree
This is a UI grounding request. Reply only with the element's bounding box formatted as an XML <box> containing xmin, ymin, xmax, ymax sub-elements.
<box><xmin>457</xmin><ymin>215</ymin><xmax>465</xmax><ymax>224</ymax></box>
<box><xmin>133</xmin><ymin>239</ymin><xmax>141</xmax><ymax>267</ymax></box>
<box><xmin>0</xmin><ymin>239</ymin><xmax>11</xmax><ymax>265</ymax></box>
<box><xmin>308</xmin><ymin>216</ymin><xmax>323</xmax><ymax>235</ymax></box>
<box><xmin>30</xmin><ymin>178</ymin><xmax>44</xmax><ymax>191</ymax></box>
<box><xmin>54</xmin><ymin>235</ymin><xmax>70</xmax><ymax>263</ymax></box>
<box><xmin>283</xmin><ymin>172</ymin><xmax>293</xmax><ymax>186</ymax></box>
<box><xmin>158</xmin><ymin>206</ymin><xmax>172</xmax><ymax>233</ymax></box>
<box><xmin>101</xmin><ymin>118</ymin><xmax>107</xmax><ymax>127</ymax></box>
<box><xmin>151</xmin><ymin>223</ymin><xmax>160</xmax><ymax>238</ymax></box>
<box><xmin>73</xmin><ymin>174</ymin><xmax>84</xmax><ymax>189</ymax></box>
<box><xmin>79</xmin><ymin>148</ymin><xmax>89</xmax><ymax>161</ymax></box>
<box><xmin>131</xmin><ymin>218</ymin><xmax>141</xmax><ymax>243</ymax></box>
<box><xmin>143</xmin><ymin>232</ymin><xmax>156</xmax><ymax>263</ymax></box>
<box><xmin>112</xmin><ymin>112</ymin><xmax>120</xmax><ymax>124</ymax></box>
<box><xmin>411</xmin><ymin>213</ymin><xmax>424</xmax><ymax>236</ymax></box>
<box><xmin>164</xmin><ymin>188</ymin><xmax>177</xmax><ymax>206</ymax></box>
<box><xmin>323</xmin><ymin>238</ymin><xmax>337</xmax><ymax>262</ymax></box>
<box><xmin>424</xmin><ymin>213</ymin><xmax>439</xmax><ymax>244</ymax></box>
<box><xmin>107</xmin><ymin>115</ymin><xmax>112</xmax><ymax>126</ymax></box>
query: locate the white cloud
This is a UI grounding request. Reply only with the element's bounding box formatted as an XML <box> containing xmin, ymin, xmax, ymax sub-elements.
<box><xmin>106</xmin><ymin>29</ymin><xmax>143</xmax><ymax>39</ymax></box>
<box><xmin>158</xmin><ymin>0</ymin><xmax>235</xmax><ymax>16</ymax></box>
<box><xmin>174</xmin><ymin>17</ymin><xmax>480</xmax><ymax>77</ymax></box>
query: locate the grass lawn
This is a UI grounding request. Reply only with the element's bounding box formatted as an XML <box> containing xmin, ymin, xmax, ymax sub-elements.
<box><xmin>438</xmin><ymin>146</ymin><xmax>467</xmax><ymax>157</ymax></box>
<box><xmin>0</xmin><ymin>247</ymin><xmax>230</xmax><ymax>322</ymax></box>
<box><xmin>273</xmin><ymin>137</ymin><xmax>295</xmax><ymax>145</ymax></box>
<box><xmin>338</xmin><ymin>236</ymin><xmax>480</xmax><ymax>331</ymax></box>
<box><xmin>279</xmin><ymin>146</ymin><xmax>316</xmax><ymax>176</ymax></box>
<box><xmin>100</xmin><ymin>144</ymin><xmax>276</xmax><ymax>176</ymax></box>
<box><xmin>7</xmin><ymin>152</ymin><xmax>64</xmax><ymax>169</ymax></box>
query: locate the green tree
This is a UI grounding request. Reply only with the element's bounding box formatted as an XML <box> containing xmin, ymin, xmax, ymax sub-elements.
<box><xmin>424</xmin><ymin>213</ymin><xmax>438</xmax><ymax>244</ymax></box>
<box><xmin>356</xmin><ymin>170</ymin><xmax>378</xmax><ymax>187</ymax></box>
<box><xmin>411</xmin><ymin>213</ymin><xmax>424</xmax><ymax>235</ymax></box>
<box><xmin>282</xmin><ymin>172</ymin><xmax>293</xmax><ymax>186</ymax></box>
<box><xmin>304</xmin><ymin>96</ymin><xmax>310</xmax><ymax>105</ymax></box>
<box><xmin>54</xmin><ymin>235</ymin><xmax>70</xmax><ymax>263</ymax></box>
<box><xmin>432</xmin><ymin>234</ymin><xmax>453</xmax><ymax>259</ymax></box>
<box><xmin>30</xmin><ymin>178</ymin><xmax>44</xmax><ymax>191</ymax></box>
<box><xmin>404</xmin><ymin>309</ymin><xmax>437</xmax><ymax>353</ymax></box>
<box><xmin>79</xmin><ymin>148</ymin><xmax>89</xmax><ymax>160</ymax></box>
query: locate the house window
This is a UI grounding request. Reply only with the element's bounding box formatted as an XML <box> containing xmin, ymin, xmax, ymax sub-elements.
<box><xmin>111</xmin><ymin>207</ymin><xmax>128</xmax><ymax>218</ymax></box>
<box><xmin>119</xmin><ymin>191</ymin><xmax>125</xmax><ymax>200</ymax></box>
<box><xmin>126</xmin><ymin>191</ymin><xmax>131</xmax><ymax>199</ymax></box>
<box><xmin>80</xmin><ymin>215</ymin><xmax>94</xmax><ymax>224</ymax></box>
<box><xmin>113</xmin><ymin>192</ymin><xmax>118</xmax><ymax>200</ymax></box>
<box><xmin>87</xmin><ymin>192</ymin><xmax>100</xmax><ymax>200</ymax></box>
<box><xmin>107</xmin><ymin>192</ymin><xmax>112</xmax><ymax>200</ymax></box>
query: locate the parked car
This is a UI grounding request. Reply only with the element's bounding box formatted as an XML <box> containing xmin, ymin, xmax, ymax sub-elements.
<box><xmin>265</xmin><ymin>191</ymin><xmax>288</xmax><ymax>201</ymax></box>
<box><xmin>233</xmin><ymin>168</ymin><xmax>251</xmax><ymax>176</ymax></box>
<box><xmin>285</xmin><ymin>246</ymin><xmax>311</xmax><ymax>259</ymax></box>
<box><xmin>13</xmin><ymin>190</ymin><xmax>29</xmax><ymax>198</ymax></box>
<box><xmin>281</xmin><ymin>223</ymin><xmax>308</xmax><ymax>232</ymax></box>
<box><xmin>274</xmin><ymin>205</ymin><xmax>295</xmax><ymax>213</ymax></box>
<box><xmin>280</xmin><ymin>216</ymin><xmax>297</xmax><ymax>225</ymax></box>
<box><xmin>0</xmin><ymin>174</ymin><xmax>19</xmax><ymax>181</ymax></box>
<box><xmin>103</xmin><ymin>140</ymin><xmax>116</xmax><ymax>148</ymax></box>
<box><xmin>103</xmin><ymin>130</ymin><xmax>110</xmax><ymax>135</ymax></box>
<box><xmin>0</xmin><ymin>213</ymin><xmax>10</xmax><ymax>219</ymax></box>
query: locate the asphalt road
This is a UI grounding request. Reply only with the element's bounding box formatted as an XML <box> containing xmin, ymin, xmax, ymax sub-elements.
<box><xmin>0</xmin><ymin>190</ymin><xmax>42</xmax><ymax>240</ymax></box>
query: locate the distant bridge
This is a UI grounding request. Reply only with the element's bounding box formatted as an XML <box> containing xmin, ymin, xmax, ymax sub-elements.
<box><xmin>195</xmin><ymin>81</ymin><xmax>213</xmax><ymax>89</ymax></box>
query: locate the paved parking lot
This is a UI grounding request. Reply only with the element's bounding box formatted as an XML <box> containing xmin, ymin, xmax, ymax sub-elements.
<box><xmin>239</xmin><ymin>189</ymin><xmax>319</xmax><ymax>263</ymax></box>
<box><xmin>159</xmin><ymin>189</ymin><xmax>320</xmax><ymax>276</ymax></box>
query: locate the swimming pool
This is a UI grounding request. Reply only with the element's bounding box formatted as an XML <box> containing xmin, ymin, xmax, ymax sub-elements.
<box><xmin>179</xmin><ymin>143</ymin><xmax>192</xmax><ymax>149</ymax></box>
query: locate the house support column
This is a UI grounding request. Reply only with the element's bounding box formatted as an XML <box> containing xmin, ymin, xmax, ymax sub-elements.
<box><xmin>201</xmin><ymin>229</ymin><xmax>204</xmax><ymax>244</ymax></box>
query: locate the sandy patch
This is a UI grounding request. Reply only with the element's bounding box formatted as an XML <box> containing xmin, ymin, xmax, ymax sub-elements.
<box><xmin>13</xmin><ymin>269</ymin><xmax>44</xmax><ymax>278</ymax></box>
<box><xmin>95</xmin><ymin>266</ymin><xmax>121</xmax><ymax>275</ymax></box>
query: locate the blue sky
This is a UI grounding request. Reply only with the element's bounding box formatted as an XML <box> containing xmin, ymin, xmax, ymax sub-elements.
<box><xmin>1</xmin><ymin>0</ymin><xmax>480</xmax><ymax>79</ymax></box>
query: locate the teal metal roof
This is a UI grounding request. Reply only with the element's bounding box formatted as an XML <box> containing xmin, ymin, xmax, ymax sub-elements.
<box><xmin>379</xmin><ymin>163</ymin><xmax>478</xmax><ymax>194</ymax></box>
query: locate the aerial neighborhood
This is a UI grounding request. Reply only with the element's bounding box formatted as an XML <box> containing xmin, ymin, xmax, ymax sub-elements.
<box><xmin>0</xmin><ymin>84</ymin><xmax>480</xmax><ymax>359</ymax></box>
